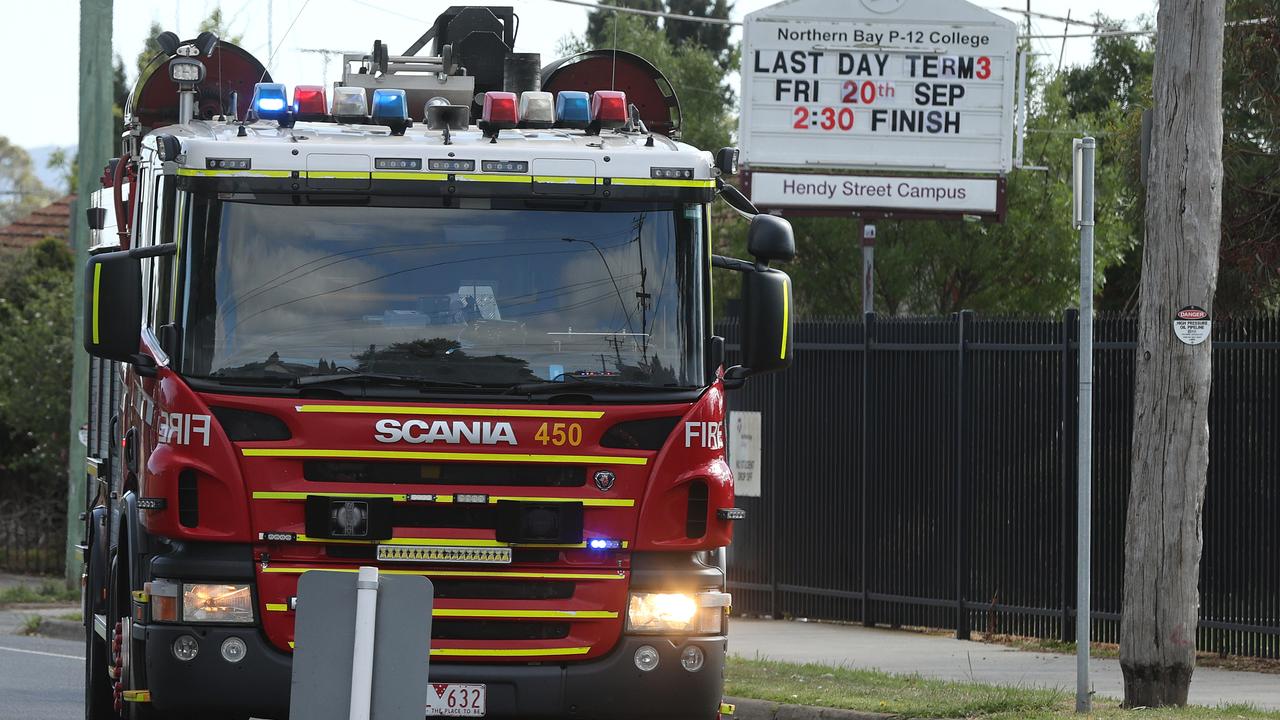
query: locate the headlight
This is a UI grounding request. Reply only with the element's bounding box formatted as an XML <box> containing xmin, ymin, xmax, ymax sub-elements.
<box><xmin>626</xmin><ymin>591</ymin><xmax>730</xmax><ymax>634</ymax></box>
<box><xmin>182</xmin><ymin>583</ymin><xmax>255</xmax><ymax>624</ymax></box>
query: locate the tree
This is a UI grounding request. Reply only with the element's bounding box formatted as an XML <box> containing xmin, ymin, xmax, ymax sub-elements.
<box><xmin>0</xmin><ymin>239</ymin><xmax>74</xmax><ymax>510</ymax></box>
<box><xmin>1120</xmin><ymin>0</ymin><xmax>1225</xmax><ymax>707</ymax></box>
<box><xmin>562</xmin><ymin>12</ymin><xmax>734</xmax><ymax>153</ymax></box>
<box><xmin>663</xmin><ymin>0</ymin><xmax>733</xmax><ymax>68</ymax></box>
<box><xmin>587</xmin><ymin>0</ymin><xmax>662</xmax><ymax>47</ymax></box>
<box><xmin>0</xmin><ymin>137</ymin><xmax>54</xmax><ymax>227</ymax></box>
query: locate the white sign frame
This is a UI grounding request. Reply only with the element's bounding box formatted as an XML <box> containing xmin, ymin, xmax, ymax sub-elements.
<box><xmin>727</xmin><ymin>411</ymin><xmax>763</xmax><ymax>498</ymax></box>
<box><xmin>749</xmin><ymin>171</ymin><xmax>1001</xmax><ymax>215</ymax></box>
<box><xmin>739</xmin><ymin>0</ymin><xmax>1019</xmax><ymax>175</ymax></box>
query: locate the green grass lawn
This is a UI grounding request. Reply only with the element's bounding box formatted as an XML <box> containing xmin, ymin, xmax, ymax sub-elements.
<box><xmin>725</xmin><ymin>656</ymin><xmax>1280</xmax><ymax>720</ymax></box>
<box><xmin>0</xmin><ymin>580</ymin><xmax>78</xmax><ymax>605</ymax></box>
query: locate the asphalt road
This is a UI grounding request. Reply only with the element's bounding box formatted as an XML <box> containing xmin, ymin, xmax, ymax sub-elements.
<box><xmin>0</xmin><ymin>630</ymin><xmax>83</xmax><ymax>720</ymax></box>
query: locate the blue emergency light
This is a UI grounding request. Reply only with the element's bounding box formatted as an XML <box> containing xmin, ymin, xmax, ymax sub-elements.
<box><xmin>251</xmin><ymin>83</ymin><xmax>289</xmax><ymax>120</ymax></box>
<box><xmin>555</xmin><ymin>91</ymin><xmax>590</xmax><ymax>129</ymax></box>
<box><xmin>588</xmin><ymin>538</ymin><xmax>622</xmax><ymax>550</ymax></box>
<box><xmin>371</xmin><ymin>89</ymin><xmax>411</xmax><ymax>135</ymax></box>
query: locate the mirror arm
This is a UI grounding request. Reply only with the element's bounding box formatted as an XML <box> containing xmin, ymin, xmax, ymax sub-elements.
<box><xmin>128</xmin><ymin>243</ymin><xmax>178</xmax><ymax>259</ymax></box>
<box><xmin>723</xmin><ymin>365</ymin><xmax>749</xmax><ymax>391</ymax></box>
<box><xmin>712</xmin><ymin>254</ymin><xmax>757</xmax><ymax>273</ymax></box>
<box><xmin>716</xmin><ymin>179</ymin><xmax>761</xmax><ymax>218</ymax></box>
<box><xmin>131</xmin><ymin>354</ymin><xmax>159</xmax><ymax>378</ymax></box>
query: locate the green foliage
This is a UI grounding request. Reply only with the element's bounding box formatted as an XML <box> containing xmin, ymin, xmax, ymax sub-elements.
<box><xmin>0</xmin><ymin>239</ymin><xmax>74</xmax><ymax>510</ymax></box>
<box><xmin>1218</xmin><ymin>6</ymin><xmax>1280</xmax><ymax>313</ymax></box>
<box><xmin>0</xmin><ymin>137</ymin><xmax>54</xmax><ymax>226</ymax></box>
<box><xmin>0</xmin><ymin>581</ymin><xmax>78</xmax><ymax>605</ymax></box>
<box><xmin>563</xmin><ymin>11</ymin><xmax>733</xmax><ymax>153</ymax></box>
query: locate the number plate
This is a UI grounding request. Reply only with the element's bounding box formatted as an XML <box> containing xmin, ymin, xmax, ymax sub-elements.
<box><xmin>426</xmin><ymin>683</ymin><xmax>486</xmax><ymax>717</ymax></box>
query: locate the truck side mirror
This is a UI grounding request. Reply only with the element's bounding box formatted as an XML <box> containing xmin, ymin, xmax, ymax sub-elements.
<box><xmin>740</xmin><ymin>267</ymin><xmax>793</xmax><ymax>376</ymax></box>
<box><xmin>747</xmin><ymin>214</ymin><xmax>795</xmax><ymax>264</ymax></box>
<box><xmin>83</xmin><ymin>250</ymin><xmax>142</xmax><ymax>363</ymax></box>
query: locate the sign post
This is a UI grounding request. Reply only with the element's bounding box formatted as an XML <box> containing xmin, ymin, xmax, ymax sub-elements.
<box><xmin>1072</xmin><ymin>136</ymin><xmax>1096</xmax><ymax>714</ymax></box>
<box><xmin>862</xmin><ymin>222</ymin><xmax>877</xmax><ymax>314</ymax></box>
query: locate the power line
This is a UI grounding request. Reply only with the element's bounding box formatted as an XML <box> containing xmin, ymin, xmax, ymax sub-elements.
<box><xmin>540</xmin><ymin>0</ymin><xmax>1272</xmax><ymax>43</ymax></box>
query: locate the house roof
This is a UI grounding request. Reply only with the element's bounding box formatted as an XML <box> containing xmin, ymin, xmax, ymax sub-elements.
<box><xmin>0</xmin><ymin>194</ymin><xmax>75</xmax><ymax>253</ymax></box>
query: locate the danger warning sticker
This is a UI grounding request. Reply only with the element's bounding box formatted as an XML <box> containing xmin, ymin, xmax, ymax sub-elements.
<box><xmin>1173</xmin><ymin>305</ymin><xmax>1211</xmax><ymax>345</ymax></box>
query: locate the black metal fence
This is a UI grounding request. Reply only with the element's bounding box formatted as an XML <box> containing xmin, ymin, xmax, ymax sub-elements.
<box><xmin>721</xmin><ymin>313</ymin><xmax>1280</xmax><ymax>658</ymax></box>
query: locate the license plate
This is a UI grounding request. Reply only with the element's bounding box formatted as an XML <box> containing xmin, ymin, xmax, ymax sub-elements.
<box><xmin>426</xmin><ymin>683</ymin><xmax>486</xmax><ymax>717</ymax></box>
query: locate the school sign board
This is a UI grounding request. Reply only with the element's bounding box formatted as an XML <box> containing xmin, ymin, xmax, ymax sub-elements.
<box><xmin>739</xmin><ymin>0</ymin><xmax>1019</xmax><ymax>177</ymax></box>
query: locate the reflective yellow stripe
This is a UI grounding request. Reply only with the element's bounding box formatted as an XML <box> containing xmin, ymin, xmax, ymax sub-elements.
<box><xmin>251</xmin><ymin>492</ymin><xmax>629</xmax><ymax>507</ymax></box>
<box><xmin>489</xmin><ymin>495</ymin><xmax>634</xmax><ymax>508</ymax></box>
<box><xmin>176</xmin><ymin>168</ymin><xmax>292</xmax><ymax>178</ymax></box>
<box><xmin>284</xmin><ymin>641</ymin><xmax>589</xmax><ymax>657</ymax></box>
<box><xmin>295</xmin><ymin>404</ymin><xmax>604</xmax><ymax>419</ymax></box>
<box><xmin>301</xmin><ymin>171</ymin><xmax>371</xmax><ymax>179</ymax></box>
<box><xmin>532</xmin><ymin>175</ymin><xmax>596</xmax><ymax>185</ymax></box>
<box><xmin>91</xmin><ymin>264</ymin><xmax>101</xmax><ymax>344</ymax></box>
<box><xmin>252</xmin><ymin>491</ymin><xmax>408</xmax><ymax>501</ymax></box>
<box><xmin>262</xmin><ymin>566</ymin><xmax>625</xmax><ymax>580</ymax></box>
<box><xmin>610</xmin><ymin>177</ymin><xmax>716</xmax><ymax>188</ymax></box>
<box><xmin>371</xmin><ymin>171</ymin><xmax>449</xmax><ymax>181</ymax></box>
<box><xmin>241</xmin><ymin>448</ymin><xmax>647</xmax><ymax>465</ymax></box>
<box><xmin>454</xmin><ymin>174</ymin><xmax>532</xmax><ymax>184</ymax></box>
<box><xmin>122</xmin><ymin>690</ymin><xmax>151</xmax><ymax>703</ymax></box>
<box><xmin>131</xmin><ymin>590</ymin><xmax>149</xmax><ymax>603</ymax></box>
<box><xmin>780</xmin><ymin>276</ymin><xmax>791</xmax><ymax>360</ymax></box>
<box><xmin>265</xmin><ymin>603</ymin><xmax>289</xmax><ymax>612</ymax></box>
<box><xmin>431</xmin><ymin>647</ymin><xmax>590</xmax><ymax>658</ymax></box>
<box><xmin>433</xmin><ymin>608</ymin><xmax>616</xmax><ymax>619</ymax></box>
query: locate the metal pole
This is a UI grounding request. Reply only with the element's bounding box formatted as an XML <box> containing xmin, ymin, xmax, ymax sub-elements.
<box><xmin>1074</xmin><ymin>137</ymin><xmax>1096</xmax><ymax>714</ymax></box>
<box><xmin>349</xmin><ymin>566</ymin><xmax>379</xmax><ymax>720</ymax></box>
<box><xmin>861</xmin><ymin>222</ymin><xmax>876</xmax><ymax>315</ymax></box>
<box><xmin>66</xmin><ymin>0</ymin><xmax>114</xmax><ymax>587</ymax></box>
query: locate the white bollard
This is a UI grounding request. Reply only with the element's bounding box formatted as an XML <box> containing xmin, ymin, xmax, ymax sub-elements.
<box><xmin>348</xmin><ymin>566</ymin><xmax>379</xmax><ymax>720</ymax></box>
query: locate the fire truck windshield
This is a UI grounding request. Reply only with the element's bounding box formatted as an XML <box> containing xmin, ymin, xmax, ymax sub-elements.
<box><xmin>179</xmin><ymin>200</ymin><xmax>707</xmax><ymax>390</ymax></box>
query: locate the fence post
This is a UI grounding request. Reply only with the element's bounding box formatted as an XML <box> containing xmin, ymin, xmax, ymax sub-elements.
<box><xmin>1061</xmin><ymin>308</ymin><xmax>1079</xmax><ymax>643</ymax></box>
<box><xmin>768</xmin><ymin>370</ymin><xmax>781</xmax><ymax>619</ymax></box>
<box><xmin>861</xmin><ymin>312</ymin><xmax>876</xmax><ymax>627</ymax></box>
<box><xmin>956</xmin><ymin>310</ymin><xmax>973</xmax><ymax>640</ymax></box>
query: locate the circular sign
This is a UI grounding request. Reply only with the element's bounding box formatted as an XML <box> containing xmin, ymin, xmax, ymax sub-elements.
<box><xmin>860</xmin><ymin>0</ymin><xmax>906</xmax><ymax>13</ymax></box>
<box><xmin>1173</xmin><ymin>305</ymin><xmax>1211</xmax><ymax>345</ymax></box>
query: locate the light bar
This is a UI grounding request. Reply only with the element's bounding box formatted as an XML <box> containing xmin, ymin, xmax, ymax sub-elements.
<box><xmin>588</xmin><ymin>538</ymin><xmax>623</xmax><ymax>550</ymax></box>
<box><xmin>292</xmin><ymin>85</ymin><xmax>327</xmax><ymax>119</ymax></box>
<box><xmin>481</xmin><ymin>91</ymin><xmax>519</xmax><ymax>134</ymax></box>
<box><xmin>591</xmin><ymin>90</ymin><xmax>628</xmax><ymax>129</ymax></box>
<box><xmin>555</xmin><ymin>91</ymin><xmax>590</xmax><ymax>129</ymax></box>
<box><xmin>250</xmin><ymin>83</ymin><xmax>289</xmax><ymax>121</ymax></box>
<box><xmin>651</xmin><ymin>167</ymin><xmax>695</xmax><ymax>180</ymax></box>
<box><xmin>481</xmin><ymin>160</ymin><xmax>529</xmax><ymax>173</ymax></box>
<box><xmin>428</xmin><ymin>159</ymin><xmax>476</xmax><ymax>172</ymax></box>
<box><xmin>371</xmin><ymin>89</ymin><xmax>410</xmax><ymax>135</ymax></box>
<box><xmin>518</xmin><ymin>91</ymin><xmax>555</xmax><ymax>129</ymax></box>
<box><xmin>454</xmin><ymin>493</ymin><xmax>489</xmax><ymax>504</ymax></box>
<box><xmin>331</xmin><ymin>86</ymin><xmax>369</xmax><ymax>123</ymax></box>
<box><xmin>377</xmin><ymin>545</ymin><xmax>512</xmax><ymax>564</ymax></box>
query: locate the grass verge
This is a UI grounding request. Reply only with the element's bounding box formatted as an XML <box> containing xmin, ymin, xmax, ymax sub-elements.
<box><xmin>725</xmin><ymin>656</ymin><xmax>1280</xmax><ymax>720</ymax></box>
<box><xmin>0</xmin><ymin>581</ymin><xmax>78</xmax><ymax>605</ymax></box>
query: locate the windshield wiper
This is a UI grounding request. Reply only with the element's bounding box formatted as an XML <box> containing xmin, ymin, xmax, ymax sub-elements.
<box><xmin>293</xmin><ymin>372</ymin><xmax>488</xmax><ymax>389</ymax></box>
<box><xmin>506</xmin><ymin>378</ymin><xmax>683</xmax><ymax>395</ymax></box>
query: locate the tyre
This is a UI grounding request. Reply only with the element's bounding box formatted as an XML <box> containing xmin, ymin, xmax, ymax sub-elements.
<box><xmin>85</xmin><ymin>611</ymin><xmax>114</xmax><ymax>719</ymax></box>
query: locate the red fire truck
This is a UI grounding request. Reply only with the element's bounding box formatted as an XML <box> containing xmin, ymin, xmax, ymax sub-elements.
<box><xmin>79</xmin><ymin>8</ymin><xmax>793</xmax><ymax>719</ymax></box>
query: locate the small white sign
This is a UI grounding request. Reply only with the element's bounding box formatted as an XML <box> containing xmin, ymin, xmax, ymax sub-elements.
<box><xmin>1173</xmin><ymin>306</ymin><xmax>1211</xmax><ymax>346</ymax></box>
<box><xmin>727</xmin><ymin>411</ymin><xmax>763</xmax><ymax>498</ymax></box>
<box><xmin>751</xmin><ymin>171</ymin><xmax>998</xmax><ymax>213</ymax></box>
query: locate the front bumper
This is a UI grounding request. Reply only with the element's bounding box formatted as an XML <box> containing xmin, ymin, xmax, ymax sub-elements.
<box><xmin>145</xmin><ymin>624</ymin><xmax>725</xmax><ymax>720</ymax></box>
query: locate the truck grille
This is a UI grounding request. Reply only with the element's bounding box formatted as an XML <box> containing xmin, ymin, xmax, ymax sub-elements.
<box><xmin>432</xmin><ymin>620</ymin><xmax>570</xmax><ymax>641</ymax></box>
<box><xmin>304</xmin><ymin>460</ymin><xmax>585</xmax><ymax>487</ymax></box>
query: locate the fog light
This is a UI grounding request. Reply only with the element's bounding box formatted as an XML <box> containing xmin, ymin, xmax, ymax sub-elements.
<box><xmin>220</xmin><ymin>636</ymin><xmax>247</xmax><ymax>663</ymax></box>
<box><xmin>680</xmin><ymin>645</ymin><xmax>704</xmax><ymax>672</ymax></box>
<box><xmin>172</xmin><ymin>634</ymin><xmax>199</xmax><ymax>662</ymax></box>
<box><xmin>634</xmin><ymin>644</ymin><xmax>660</xmax><ymax>672</ymax></box>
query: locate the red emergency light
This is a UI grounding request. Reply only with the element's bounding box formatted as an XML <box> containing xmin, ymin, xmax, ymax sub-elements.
<box><xmin>590</xmin><ymin>90</ymin><xmax>628</xmax><ymax>129</ymax></box>
<box><xmin>292</xmin><ymin>85</ymin><xmax>327</xmax><ymax>119</ymax></box>
<box><xmin>481</xmin><ymin>91</ymin><xmax>519</xmax><ymax>134</ymax></box>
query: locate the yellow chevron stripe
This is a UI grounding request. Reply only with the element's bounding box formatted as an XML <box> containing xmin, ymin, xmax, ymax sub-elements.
<box><xmin>609</xmin><ymin>177</ymin><xmax>715</xmax><ymax>188</ymax></box>
<box><xmin>294</xmin><ymin>404</ymin><xmax>604</xmax><ymax>419</ymax></box>
<box><xmin>240</xmin><ymin>448</ymin><xmax>647</xmax><ymax>465</ymax></box>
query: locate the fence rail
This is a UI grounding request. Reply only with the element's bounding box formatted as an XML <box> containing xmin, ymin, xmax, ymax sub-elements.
<box><xmin>722</xmin><ymin>313</ymin><xmax>1280</xmax><ymax>658</ymax></box>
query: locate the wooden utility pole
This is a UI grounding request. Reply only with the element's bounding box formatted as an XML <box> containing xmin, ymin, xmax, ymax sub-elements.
<box><xmin>1120</xmin><ymin>0</ymin><xmax>1225</xmax><ymax>707</ymax></box>
<box><xmin>65</xmin><ymin>0</ymin><xmax>114</xmax><ymax>586</ymax></box>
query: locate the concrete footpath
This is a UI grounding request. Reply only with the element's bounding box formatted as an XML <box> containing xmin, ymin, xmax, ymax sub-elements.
<box><xmin>729</xmin><ymin>618</ymin><xmax>1280</xmax><ymax>711</ymax></box>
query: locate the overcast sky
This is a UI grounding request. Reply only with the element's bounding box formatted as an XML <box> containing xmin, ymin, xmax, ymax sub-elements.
<box><xmin>0</xmin><ymin>0</ymin><xmax>1157</xmax><ymax>150</ymax></box>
